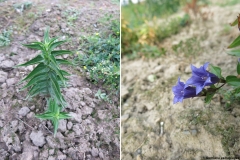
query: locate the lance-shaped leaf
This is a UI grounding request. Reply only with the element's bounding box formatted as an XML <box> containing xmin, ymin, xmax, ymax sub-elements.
<box><xmin>18</xmin><ymin>63</ymin><xmax>49</xmax><ymax>84</ymax></box>
<box><xmin>230</xmin><ymin>17</ymin><xmax>238</xmax><ymax>26</ymax></box>
<box><xmin>228</xmin><ymin>35</ymin><xmax>240</xmax><ymax>48</ymax></box>
<box><xmin>21</xmin><ymin>73</ymin><xmax>48</xmax><ymax>90</ymax></box>
<box><xmin>48</xmin><ymin>37</ymin><xmax>58</xmax><ymax>46</ymax></box>
<box><xmin>27</xmin><ymin>84</ymin><xmax>48</xmax><ymax>98</ymax></box>
<box><xmin>60</xmin><ymin>70</ymin><xmax>71</xmax><ymax>76</ymax></box>
<box><xmin>209</xmin><ymin>64</ymin><xmax>223</xmax><ymax>79</ymax></box>
<box><xmin>56</xmin><ymin>59</ymin><xmax>73</xmax><ymax>65</ymax></box>
<box><xmin>44</xmin><ymin>27</ymin><xmax>50</xmax><ymax>43</ymax></box>
<box><xmin>238</xmin><ymin>63</ymin><xmax>240</xmax><ymax>75</ymax></box>
<box><xmin>17</xmin><ymin>55</ymin><xmax>44</xmax><ymax>67</ymax></box>
<box><xmin>50</xmin><ymin>40</ymin><xmax>67</xmax><ymax>51</ymax></box>
<box><xmin>22</xmin><ymin>42</ymin><xmax>45</xmax><ymax>50</ymax></box>
<box><xmin>226</xmin><ymin>49</ymin><xmax>240</xmax><ymax>57</ymax></box>
<box><xmin>48</xmin><ymin>62</ymin><xmax>66</xmax><ymax>86</ymax></box>
<box><xmin>226</xmin><ymin>75</ymin><xmax>240</xmax><ymax>86</ymax></box>
<box><xmin>204</xmin><ymin>92</ymin><xmax>215</xmax><ymax>104</ymax></box>
<box><xmin>52</xmin><ymin>117</ymin><xmax>59</xmax><ymax>137</ymax></box>
<box><xmin>52</xmin><ymin>50</ymin><xmax>73</xmax><ymax>56</ymax></box>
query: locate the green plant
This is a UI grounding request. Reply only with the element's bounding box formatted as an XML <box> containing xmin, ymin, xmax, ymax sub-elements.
<box><xmin>63</xmin><ymin>8</ymin><xmax>79</xmax><ymax>26</ymax></box>
<box><xmin>13</xmin><ymin>2</ymin><xmax>32</xmax><ymax>13</ymax></box>
<box><xmin>36</xmin><ymin>98</ymin><xmax>71</xmax><ymax>135</ymax></box>
<box><xmin>172</xmin><ymin>37</ymin><xmax>201</xmax><ymax>57</ymax></box>
<box><xmin>0</xmin><ymin>28</ymin><xmax>12</xmax><ymax>47</ymax></box>
<box><xmin>95</xmin><ymin>89</ymin><xmax>111</xmax><ymax>103</ymax></box>
<box><xmin>17</xmin><ymin>28</ymin><xmax>72</xmax><ymax>136</ymax></box>
<box><xmin>76</xmin><ymin>28</ymin><xmax>120</xmax><ymax>91</ymax></box>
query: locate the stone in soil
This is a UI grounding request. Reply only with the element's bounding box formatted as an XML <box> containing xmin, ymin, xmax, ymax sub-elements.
<box><xmin>91</xmin><ymin>147</ymin><xmax>99</xmax><ymax>157</ymax></box>
<box><xmin>69</xmin><ymin>112</ymin><xmax>82</xmax><ymax>123</ymax></box>
<box><xmin>67</xmin><ymin>121</ymin><xmax>73</xmax><ymax>130</ymax></box>
<box><xmin>6</xmin><ymin>78</ymin><xmax>16</xmax><ymax>86</ymax></box>
<box><xmin>18</xmin><ymin>107</ymin><xmax>30</xmax><ymax>117</ymax></box>
<box><xmin>0</xmin><ymin>71</ymin><xmax>8</xmax><ymax>83</ymax></box>
<box><xmin>3</xmin><ymin>133</ymin><xmax>22</xmax><ymax>152</ymax></box>
<box><xmin>30</xmin><ymin>131</ymin><xmax>46</xmax><ymax>147</ymax></box>
<box><xmin>0</xmin><ymin>60</ymin><xmax>15</xmax><ymax>71</ymax></box>
<box><xmin>58</xmin><ymin>119</ymin><xmax>67</xmax><ymax>132</ymax></box>
<box><xmin>20</xmin><ymin>152</ymin><xmax>33</xmax><ymax>160</ymax></box>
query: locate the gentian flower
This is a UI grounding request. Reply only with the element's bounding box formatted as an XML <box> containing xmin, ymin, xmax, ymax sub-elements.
<box><xmin>185</xmin><ymin>62</ymin><xmax>219</xmax><ymax>94</ymax></box>
<box><xmin>172</xmin><ymin>77</ymin><xmax>197</xmax><ymax>104</ymax></box>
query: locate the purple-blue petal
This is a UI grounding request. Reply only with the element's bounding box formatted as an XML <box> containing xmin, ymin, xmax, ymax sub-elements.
<box><xmin>173</xmin><ymin>96</ymin><xmax>183</xmax><ymax>104</ymax></box>
<box><xmin>203</xmin><ymin>62</ymin><xmax>209</xmax><ymax>70</ymax></box>
<box><xmin>184</xmin><ymin>86</ymin><xmax>197</xmax><ymax>98</ymax></box>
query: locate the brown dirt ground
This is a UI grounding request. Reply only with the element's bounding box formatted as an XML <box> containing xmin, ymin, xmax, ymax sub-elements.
<box><xmin>121</xmin><ymin>2</ymin><xmax>240</xmax><ymax>160</ymax></box>
<box><xmin>0</xmin><ymin>0</ymin><xmax>120</xmax><ymax>159</ymax></box>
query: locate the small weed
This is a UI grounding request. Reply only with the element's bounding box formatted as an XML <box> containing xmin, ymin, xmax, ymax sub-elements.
<box><xmin>99</xmin><ymin>14</ymin><xmax>113</xmax><ymax>25</ymax></box>
<box><xmin>217</xmin><ymin>126</ymin><xmax>235</xmax><ymax>155</ymax></box>
<box><xmin>17</xmin><ymin>28</ymin><xmax>72</xmax><ymax>136</ymax></box>
<box><xmin>215</xmin><ymin>0</ymin><xmax>240</xmax><ymax>7</ymax></box>
<box><xmin>63</xmin><ymin>8</ymin><xmax>80</xmax><ymax>26</ymax></box>
<box><xmin>111</xmin><ymin>0</ymin><xmax>119</xmax><ymax>5</ymax></box>
<box><xmin>75</xmin><ymin>24</ymin><xmax>120</xmax><ymax>91</ymax></box>
<box><xmin>13</xmin><ymin>2</ymin><xmax>32</xmax><ymax>13</ymax></box>
<box><xmin>172</xmin><ymin>37</ymin><xmax>201</xmax><ymax>57</ymax></box>
<box><xmin>0</xmin><ymin>28</ymin><xmax>12</xmax><ymax>47</ymax></box>
<box><xmin>115</xmin><ymin>129</ymin><xmax>120</xmax><ymax>135</ymax></box>
<box><xmin>219</xmin><ymin>24</ymin><xmax>231</xmax><ymax>36</ymax></box>
<box><xmin>95</xmin><ymin>89</ymin><xmax>111</xmax><ymax>103</ymax></box>
<box><xmin>122</xmin><ymin>14</ymin><xmax>190</xmax><ymax>56</ymax></box>
<box><xmin>218</xmin><ymin>87</ymin><xmax>240</xmax><ymax>110</ymax></box>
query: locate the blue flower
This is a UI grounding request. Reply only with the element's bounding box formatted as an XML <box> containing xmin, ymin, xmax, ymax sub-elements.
<box><xmin>185</xmin><ymin>62</ymin><xmax>219</xmax><ymax>94</ymax></box>
<box><xmin>172</xmin><ymin>77</ymin><xmax>197</xmax><ymax>104</ymax></box>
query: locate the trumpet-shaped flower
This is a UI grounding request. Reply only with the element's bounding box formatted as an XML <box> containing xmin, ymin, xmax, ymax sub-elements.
<box><xmin>185</xmin><ymin>62</ymin><xmax>219</xmax><ymax>94</ymax></box>
<box><xmin>172</xmin><ymin>77</ymin><xmax>197</xmax><ymax>104</ymax></box>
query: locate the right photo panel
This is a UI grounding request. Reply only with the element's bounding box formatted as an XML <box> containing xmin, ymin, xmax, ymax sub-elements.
<box><xmin>121</xmin><ymin>0</ymin><xmax>240</xmax><ymax>159</ymax></box>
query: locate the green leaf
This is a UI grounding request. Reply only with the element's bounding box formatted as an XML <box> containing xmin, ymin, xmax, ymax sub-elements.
<box><xmin>27</xmin><ymin>86</ymin><xmax>48</xmax><ymax>98</ymax></box>
<box><xmin>22</xmin><ymin>42</ymin><xmax>44</xmax><ymax>50</ymax></box>
<box><xmin>17</xmin><ymin>55</ymin><xmax>44</xmax><ymax>67</ymax></box>
<box><xmin>19</xmin><ymin>63</ymin><xmax>48</xmax><ymax>84</ymax></box>
<box><xmin>50</xmin><ymin>40</ymin><xmax>66</xmax><ymax>51</ymax></box>
<box><xmin>58</xmin><ymin>112</ymin><xmax>71</xmax><ymax>119</ymax></box>
<box><xmin>228</xmin><ymin>35</ymin><xmax>240</xmax><ymax>48</ymax></box>
<box><xmin>36</xmin><ymin>112</ymin><xmax>54</xmax><ymax>120</ymax></box>
<box><xmin>60</xmin><ymin>70</ymin><xmax>71</xmax><ymax>76</ymax></box>
<box><xmin>21</xmin><ymin>73</ymin><xmax>48</xmax><ymax>90</ymax></box>
<box><xmin>48</xmin><ymin>62</ymin><xmax>65</xmax><ymax>85</ymax></box>
<box><xmin>209</xmin><ymin>64</ymin><xmax>223</xmax><ymax>79</ymax></box>
<box><xmin>230</xmin><ymin>17</ymin><xmax>238</xmax><ymax>26</ymax></box>
<box><xmin>52</xmin><ymin>50</ymin><xmax>72</xmax><ymax>56</ymax></box>
<box><xmin>44</xmin><ymin>27</ymin><xmax>50</xmax><ymax>43</ymax></box>
<box><xmin>49</xmin><ymin>75</ymin><xmax>64</xmax><ymax>105</ymax></box>
<box><xmin>204</xmin><ymin>92</ymin><xmax>215</xmax><ymax>104</ymax></box>
<box><xmin>226</xmin><ymin>75</ymin><xmax>240</xmax><ymax>86</ymax></box>
<box><xmin>49</xmin><ymin>73</ymin><xmax>61</xmax><ymax>93</ymax></box>
<box><xmin>226</xmin><ymin>49</ymin><xmax>240</xmax><ymax>57</ymax></box>
<box><xmin>52</xmin><ymin>118</ymin><xmax>59</xmax><ymax>137</ymax></box>
<box><xmin>49</xmin><ymin>54</ymin><xmax>59</xmax><ymax>69</ymax></box>
<box><xmin>56</xmin><ymin>59</ymin><xmax>72</xmax><ymax>65</ymax></box>
<box><xmin>238</xmin><ymin>63</ymin><xmax>240</xmax><ymax>75</ymax></box>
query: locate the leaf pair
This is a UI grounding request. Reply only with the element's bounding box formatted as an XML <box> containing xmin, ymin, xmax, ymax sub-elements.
<box><xmin>36</xmin><ymin>98</ymin><xmax>71</xmax><ymax>136</ymax></box>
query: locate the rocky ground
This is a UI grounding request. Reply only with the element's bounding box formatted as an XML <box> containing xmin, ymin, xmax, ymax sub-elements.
<box><xmin>121</xmin><ymin>2</ymin><xmax>240</xmax><ymax>160</ymax></box>
<box><xmin>0</xmin><ymin>0</ymin><xmax>120</xmax><ymax>160</ymax></box>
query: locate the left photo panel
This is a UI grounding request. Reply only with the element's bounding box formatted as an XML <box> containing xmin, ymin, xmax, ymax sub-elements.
<box><xmin>0</xmin><ymin>0</ymin><xmax>120</xmax><ymax>159</ymax></box>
